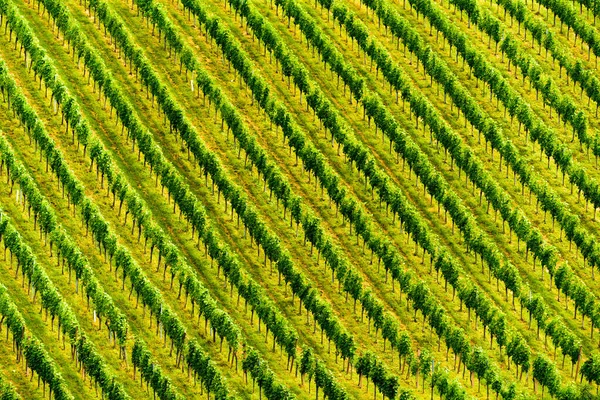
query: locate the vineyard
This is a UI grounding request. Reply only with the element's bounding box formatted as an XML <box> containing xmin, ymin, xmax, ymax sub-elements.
<box><xmin>0</xmin><ymin>0</ymin><xmax>599</xmax><ymax>397</ymax></box>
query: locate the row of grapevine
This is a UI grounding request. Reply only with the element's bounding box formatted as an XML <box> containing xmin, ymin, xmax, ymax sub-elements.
<box><xmin>0</xmin><ymin>46</ymin><xmax>233</xmax><ymax>398</ymax></box>
<box><xmin>318</xmin><ymin>0</ymin><xmax>595</xmax><ymax>363</ymax></box>
<box><xmin>0</xmin><ymin>128</ymin><xmax>130</xmax><ymax>350</ymax></box>
<box><xmin>175</xmin><ymin>0</ymin><xmax>524</xmax><ymax>396</ymax></box>
<box><xmin>546</xmin><ymin>0</ymin><xmax>600</xmax><ymax>22</ymax></box>
<box><xmin>0</xmin><ymin>283</ymin><xmax>71</xmax><ymax>400</ymax></box>
<box><xmin>0</xmin><ymin>284</ymin><xmax>25</xmax><ymax>360</ymax></box>
<box><xmin>580</xmin><ymin>353</ymin><xmax>600</xmax><ymax>387</ymax></box>
<box><xmin>184</xmin><ymin>340</ymin><xmax>231</xmax><ymax>400</ymax></box>
<box><xmin>570</xmin><ymin>0</ymin><xmax>600</xmax><ymax>21</ymax></box>
<box><xmin>27</xmin><ymin>0</ymin><xmax>310</xmax><ymax>379</ymax></box>
<box><xmin>356</xmin><ymin>350</ymin><xmax>466</xmax><ymax>397</ymax></box>
<box><xmin>0</xmin><ymin>0</ymin><xmax>246</xmax><ymax>356</ymax></box>
<box><xmin>493</xmin><ymin>0</ymin><xmax>600</xmax><ymax>115</ymax></box>
<box><xmin>0</xmin><ymin>212</ymin><xmax>128</xmax><ymax>400</ymax></box>
<box><xmin>131</xmin><ymin>338</ymin><xmax>185</xmax><ymax>400</ymax></box>
<box><xmin>241</xmin><ymin>349</ymin><xmax>296</xmax><ymax>400</ymax></box>
<box><xmin>529</xmin><ymin>0</ymin><xmax>600</xmax><ymax>59</ymax></box>
<box><xmin>384</xmin><ymin>0</ymin><xmax>600</xmax><ymax>332</ymax></box>
<box><xmin>219</xmin><ymin>0</ymin><xmax>596</xmax><ymax>391</ymax></box>
<box><xmin>355</xmin><ymin>352</ymin><xmax>404</xmax><ymax>399</ymax></box>
<box><xmin>0</xmin><ymin>372</ymin><xmax>21</xmax><ymax>400</ymax></box>
<box><xmin>449</xmin><ymin>0</ymin><xmax>590</xmax><ymax>147</ymax></box>
<box><xmin>294</xmin><ymin>346</ymin><xmax>408</xmax><ymax>400</ymax></box>
<box><xmin>9</xmin><ymin>1</ymin><xmax>322</xmax><ymax>398</ymax></box>
<box><xmin>22</xmin><ymin>337</ymin><xmax>72</xmax><ymax>400</ymax></box>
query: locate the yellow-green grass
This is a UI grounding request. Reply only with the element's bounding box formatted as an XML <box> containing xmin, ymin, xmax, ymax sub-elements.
<box><xmin>1</xmin><ymin>0</ymin><xmax>599</xmax><ymax>395</ymax></box>
<box><xmin>36</xmin><ymin>0</ymin><xmax>404</xmax><ymax>395</ymax></box>
<box><xmin>175</xmin><ymin>0</ymin><xmax>600</xmax><ymax>388</ymax></box>
<box><xmin>106</xmin><ymin>0</ymin><xmax>592</xmax><ymax>390</ymax></box>
<box><xmin>284</xmin><ymin>0</ymin><xmax>600</xmax><ymax>374</ymax></box>
<box><xmin>0</xmin><ymin>139</ymin><xmax>138</xmax><ymax>400</ymax></box>
<box><xmin>95</xmin><ymin>0</ymin><xmax>556</xmax><ymax>396</ymax></box>
<box><xmin>4</xmin><ymin>0</ymin><xmax>352</xmax><ymax>396</ymax></box>
<box><xmin>285</xmin><ymin>0</ymin><xmax>594</xmax><ymax>346</ymax></box>
<box><xmin>0</xmin><ymin>18</ymin><xmax>255</xmax><ymax>399</ymax></box>
<box><xmin>362</xmin><ymin>0</ymin><xmax>600</xmax><ymax>328</ymax></box>
<box><xmin>9</xmin><ymin>0</ymin><xmax>460</xmax><ymax>396</ymax></box>
<box><xmin>256</xmin><ymin>0</ymin><xmax>598</xmax><ymax>354</ymax></box>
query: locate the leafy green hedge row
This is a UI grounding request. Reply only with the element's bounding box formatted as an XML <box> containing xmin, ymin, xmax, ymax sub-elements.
<box><xmin>0</xmin><ymin>213</ymin><xmax>125</xmax><ymax>400</ymax></box>
<box><xmin>0</xmin><ymin>34</ymin><xmax>229</xmax><ymax>398</ymax></box>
